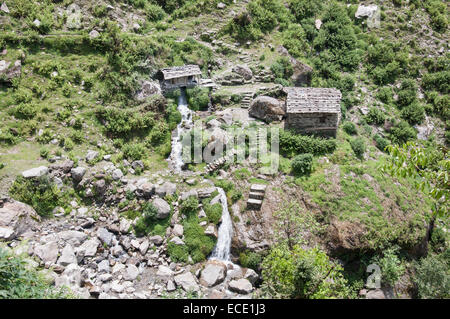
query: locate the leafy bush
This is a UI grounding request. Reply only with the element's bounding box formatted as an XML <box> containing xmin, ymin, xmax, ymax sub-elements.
<box><xmin>180</xmin><ymin>196</ymin><xmax>199</xmax><ymax>218</ymax></box>
<box><xmin>371</xmin><ymin>247</ymin><xmax>405</xmax><ymax>286</ymax></box>
<box><xmin>365</xmin><ymin>107</ymin><xmax>386</xmax><ymax>126</ymax></box>
<box><xmin>376</xmin><ymin>87</ymin><xmax>394</xmax><ymax>104</ymax></box>
<box><xmin>390</xmin><ymin>121</ymin><xmax>417</xmax><ymax>144</ymax></box>
<box><xmin>183</xmin><ymin>221</ymin><xmax>216</xmax><ymax>263</ymax></box>
<box><xmin>122</xmin><ymin>143</ymin><xmax>148</xmax><ymax>161</ymax></box>
<box><xmin>271</xmin><ymin>57</ymin><xmax>294</xmax><ymax>82</ymax></box>
<box><xmin>203</xmin><ymin>202</ymin><xmax>222</xmax><ymax>225</ymax></box>
<box><xmin>0</xmin><ymin>247</ymin><xmax>68</xmax><ymax>299</ymax></box>
<box><xmin>96</xmin><ymin>107</ymin><xmax>156</xmax><ymax>137</ymax></box>
<box><xmin>134</xmin><ymin>202</ymin><xmax>165</xmax><ymax>237</ymax></box>
<box><xmin>414</xmin><ymin>250</ymin><xmax>449</xmax><ymax>299</ymax></box>
<box><xmin>240</xmin><ymin>250</ymin><xmax>263</xmax><ymax>271</ymax></box>
<box><xmin>401</xmin><ymin>102</ymin><xmax>425</xmax><ymax>125</ymax></box>
<box><xmin>291</xmin><ymin>153</ymin><xmax>313</xmax><ymax>176</ymax></box>
<box><xmin>350</xmin><ymin>137</ymin><xmax>366</xmax><ymax>159</ymax></box>
<box><xmin>374</xmin><ymin>134</ymin><xmax>390</xmax><ymax>152</ymax></box>
<box><xmin>282</xmin><ymin>24</ymin><xmax>308</xmax><ymax>58</ymax></box>
<box><xmin>261</xmin><ymin>245</ymin><xmax>351</xmax><ymax>299</ymax></box>
<box><xmin>342</xmin><ymin>122</ymin><xmax>357</xmax><ymax>135</ymax></box>
<box><xmin>9</xmin><ymin>176</ymin><xmax>61</xmax><ymax>217</ymax></box>
<box><xmin>14</xmin><ymin>103</ymin><xmax>37</xmax><ymax>120</ymax></box>
<box><xmin>279</xmin><ymin>130</ymin><xmax>336</xmax><ymax>158</ymax></box>
<box><xmin>187</xmin><ymin>87</ymin><xmax>210</xmax><ymax>111</ymax></box>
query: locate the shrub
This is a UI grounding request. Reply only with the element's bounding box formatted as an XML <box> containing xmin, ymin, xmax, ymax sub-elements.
<box><xmin>350</xmin><ymin>137</ymin><xmax>366</xmax><ymax>159</ymax></box>
<box><xmin>374</xmin><ymin>134</ymin><xmax>390</xmax><ymax>152</ymax></box>
<box><xmin>414</xmin><ymin>250</ymin><xmax>449</xmax><ymax>299</ymax></box>
<box><xmin>279</xmin><ymin>130</ymin><xmax>337</xmax><ymax>158</ymax></box>
<box><xmin>14</xmin><ymin>103</ymin><xmax>37</xmax><ymax>120</ymax></box>
<box><xmin>122</xmin><ymin>143</ymin><xmax>148</xmax><ymax>161</ymax></box>
<box><xmin>183</xmin><ymin>221</ymin><xmax>216</xmax><ymax>263</ymax></box>
<box><xmin>240</xmin><ymin>250</ymin><xmax>263</xmax><ymax>271</ymax></box>
<box><xmin>291</xmin><ymin>153</ymin><xmax>313</xmax><ymax>176</ymax></box>
<box><xmin>9</xmin><ymin>176</ymin><xmax>61</xmax><ymax>217</ymax></box>
<box><xmin>133</xmin><ymin>203</ymin><xmax>165</xmax><ymax>237</ymax></box>
<box><xmin>180</xmin><ymin>196</ymin><xmax>199</xmax><ymax>218</ymax></box>
<box><xmin>271</xmin><ymin>57</ymin><xmax>293</xmax><ymax>82</ymax></box>
<box><xmin>343</xmin><ymin>122</ymin><xmax>357</xmax><ymax>135</ymax></box>
<box><xmin>187</xmin><ymin>87</ymin><xmax>210</xmax><ymax>111</ymax></box>
<box><xmin>203</xmin><ymin>202</ymin><xmax>222</xmax><ymax>225</ymax></box>
<box><xmin>371</xmin><ymin>247</ymin><xmax>405</xmax><ymax>286</ymax></box>
<box><xmin>0</xmin><ymin>247</ymin><xmax>69</xmax><ymax>298</ymax></box>
<box><xmin>376</xmin><ymin>87</ymin><xmax>394</xmax><ymax>104</ymax></box>
<box><xmin>390</xmin><ymin>121</ymin><xmax>417</xmax><ymax>144</ymax></box>
<box><xmin>397</xmin><ymin>79</ymin><xmax>417</xmax><ymax>108</ymax></box>
<box><xmin>365</xmin><ymin>107</ymin><xmax>386</xmax><ymax>126</ymax></box>
<box><xmin>167</xmin><ymin>242</ymin><xmax>189</xmax><ymax>263</ymax></box>
<box><xmin>282</xmin><ymin>24</ymin><xmax>308</xmax><ymax>58</ymax></box>
<box><xmin>401</xmin><ymin>102</ymin><xmax>425</xmax><ymax>125</ymax></box>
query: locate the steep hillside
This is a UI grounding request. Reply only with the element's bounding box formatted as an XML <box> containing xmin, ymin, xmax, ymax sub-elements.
<box><xmin>0</xmin><ymin>0</ymin><xmax>448</xmax><ymax>300</ymax></box>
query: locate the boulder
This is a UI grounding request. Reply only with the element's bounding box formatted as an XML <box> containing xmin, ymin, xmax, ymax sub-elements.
<box><xmin>200</xmin><ymin>261</ymin><xmax>227</xmax><ymax>287</ymax></box>
<box><xmin>94</xmin><ymin>179</ymin><xmax>107</xmax><ymax>194</ymax></box>
<box><xmin>139</xmin><ymin>240</ymin><xmax>149</xmax><ymax>255</ymax></box>
<box><xmin>77</xmin><ymin>238</ymin><xmax>99</xmax><ymax>257</ymax></box>
<box><xmin>1</xmin><ymin>2</ymin><xmax>9</xmax><ymax>13</ymax></box>
<box><xmin>135</xmin><ymin>81</ymin><xmax>161</xmax><ymax>101</ymax></box>
<box><xmin>172</xmin><ymin>224</ymin><xmax>184</xmax><ymax>237</ymax></box>
<box><xmin>97</xmin><ymin>227</ymin><xmax>114</xmax><ymax>246</ymax></box>
<box><xmin>249</xmin><ymin>96</ymin><xmax>285</xmax><ymax>122</ymax></box>
<box><xmin>34</xmin><ymin>241</ymin><xmax>59</xmax><ymax>264</ymax></box>
<box><xmin>123</xmin><ymin>264</ymin><xmax>139</xmax><ymax>281</ymax></box>
<box><xmin>355</xmin><ymin>5</ymin><xmax>379</xmax><ymax>18</ymax></box>
<box><xmin>57</xmin><ymin>230</ymin><xmax>87</xmax><ymax>247</ymax></box>
<box><xmin>197</xmin><ymin>187</ymin><xmax>217</xmax><ymax>199</ymax></box>
<box><xmin>89</xmin><ymin>30</ymin><xmax>100</xmax><ymax>39</ymax></box>
<box><xmin>170</xmin><ymin>236</ymin><xmax>184</xmax><ymax>245</ymax></box>
<box><xmin>136</xmin><ymin>182</ymin><xmax>155</xmax><ymax>198</ymax></box>
<box><xmin>85</xmin><ymin>150</ymin><xmax>99</xmax><ymax>163</ymax></box>
<box><xmin>22</xmin><ymin>166</ymin><xmax>48</xmax><ymax>178</ymax></box>
<box><xmin>58</xmin><ymin>244</ymin><xmax>77</xmax><ymax>266</ymax></box>
<box><xmin>174</xmin><ymin>272</ymin><xmax>199</xmax><ymax>292</ymax></box>
<box><xmin>152</xmin><ymin>198</ymin><xmax>171</xmax><ymax>220</ymax></box>
<box><xmin>277</xmin><ymin>46</ymin><xmax>313</xmax><ymax>86</ymax></box>
<box><xmin>155</xmin><ymin>182</ymin><xmax>176</xmax><ymax>197</ymax></box>
<box><xmin>149</xmin><ymin>235</ymin><xmax>163</xmax><ymax>246</ymax></box>
<box><xmin>156</xmin><ymin>265</ymin><xmax>174</xmax><ymax>278</ymax></box>
<box><xmin>112</xmin><ymin>168</ymin><xmax>124</xmax><ymax>181</ymax></box>
<box><xmin>0</xmin><ymin>200</ymin><xmax>40</xmax><ymax>241</ymax></box>
<box><xmin>97</xmin><ymin>260</ymin><xmax>110</xmax><ymax>273</ymax></box>
<box><xmin>233</xmin><ymin>65</ymin><xmax>253</xmax><ymax>81</ymax></box>
<box><xmin>71</xmin><ymin>167</ymin><xmax>87</xmax><ymax>182</ymax></box>
<box><xmin>366</xmin><ymin>289</ymin><xmax>386</xmax><ymax>299</ymax></box>
<box><xmin>55</xmin><ymin>264</ymin><xmax>82</xmax><ymax>289</ymax></box>
<box><xmin>243</xmin><ymin>268</ymin><xmax>259</xmax><ymax>285</ymax></box>
<box><xmin>228</xmin><ymin>278</ymin><xmax>253</xmax><ymax>294</ymax></box>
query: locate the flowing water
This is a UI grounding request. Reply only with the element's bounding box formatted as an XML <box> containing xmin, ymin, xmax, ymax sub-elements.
<box><xmin>169</xmin><ymin>88</ymin><xmax>193</xmax><ymax>172</ymax></box>
<box><xmin>209</xmin><ymin>187</ymin><xmax>233</xmax><ymax>261</ymax></box>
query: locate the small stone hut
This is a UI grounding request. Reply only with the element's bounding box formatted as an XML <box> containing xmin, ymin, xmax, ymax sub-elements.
<box><xmin>156</xmin><ymin>65</ymin><xmax>202</xmax><ymax>91</ymax></box>
<box><xmin>284</xmin><ymin>87</ymin><xmax>342</xmax><ymax>137</ymax></box>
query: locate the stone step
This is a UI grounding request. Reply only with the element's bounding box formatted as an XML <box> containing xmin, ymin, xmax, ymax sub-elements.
<box><xmin>249</xmin><ymin>191</ymin><xmax>264</xmax><ymax>200</ymax></box>
<box><xmin>250</xmin><ymin>184</ymin><xmax>267</xmax><ymax>193</ymax></box>
<box><xmin>247</xmin><ymin>198</ymin><xmax>263</xmax><ymax>210</ymax></box>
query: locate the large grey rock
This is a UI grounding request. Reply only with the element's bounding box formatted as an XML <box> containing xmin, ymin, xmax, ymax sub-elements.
<box><xmin>249</xmin><ymin>96</ymin><xmax>285</xmax><ymax>122</ymax></box>
<box><xmin>136</xmin><ymin>182</ymin><xmax>155</xmax><ymax>198</ymax></box>
<box><xmin>355</xmin><ymin>5</ymin><xmax>379</xmax><ymax>18</ymax></box>
<box><xmin>366</xmin><ymin>289</ymin><xmax>386</xmax><ymax>299</ymax></box>
<box><xmin>174</xmin><ymin>272</ymin><xmax>199</xmax><ymax>292</ymax></box>
<box><xmin>0</xmin><ymin>200</ymin><xmax>40</xmax><ymax>241</ymax></box>
<box><xmin>170</xmin><ymin>236</ymin><xmax>184</xmax><ymax>245</ymax></box>
<box><xmin>55</xmin><ymin>264</ymin><xmax>82</xmax><ymax>289</ymax></box>
<box><xmin>22</xmin><ymin>166</ymin><xmax>48</xmax><ymax>178</ymax></box>
<box><xmin>155</xmin><ymin>182</ymin><xmax>176</xmax><ymax>197</ymax></box>
<box><xmin>71</xmin><ymin>167</ymin><xmax>87</xmax><ymax>182</ymax></box>
<box><xmin>89</xmin><ymin>30</ymin><xmax>100</xmax><ymax>39</ymax></box>
<box><xmin>200</xmin><ymin>261</ymin><xmax>227</xmax><ymax>287</ymax></box>
<box><xmin>157</xmin><ymin>265</ymin><xmax>174</xmax><ymax>278</ymax></box>
<box><xmin>135</xmin><ymin>81</ymin><xmax>161</xmax><ymax>101</ymax></box>
<box><xmin>97</xmin><ymin>260</ymin><xmax>110</xmax><ymax>273</ymax></box>
<box><xmin>244</xmin><ymin>268</ymin><xmax>259</xmax><ymax>285</ymax></box>
<box><xmin>97</xmin><ymin>228</ymin><xmax>114</xmax><ymax>246</ymax></box>
<box><xmin>123</xmin><ymin>264</ymin><xmax>139</xmax><ymax>281</ymax></box>
<box><xmin>34</xmin><ymin>241</ymin><xmax>59</xmax><ymax>264</ymax></box>
<box><xmin>112</xmin><ymin>168</ymin><xmax>123</xmax><ymax>181</ymax></box>
<box><xmin>152</xmin><ymin>198</ymin><xmax>171</xmax><ymax>220</ymax></box>
<box><xmin>0</xmin><ymin>59</ymin><xmax>21</xmax><ymax>82</ymax></box>
<box><xmin>149</xmin><ymin>235</ymin><xmax>163</xmax><ymax>246</ymax></box>
<box><xmin>172</xmin><ymin>224</ymin><xmax>184</xmax><ymax>237</ymax></box>
<box><xmin>85</xmin><ymin>150</ymin><xmax>99</xmax><ymax>163</ymax></box>
<box><xmin>77</xmin><ymin>238</ymin><xmax>99</xmax><ymax>257</ymax></box>
<box><xmin>58</xmin><ymin>244</ymin><xmax>77</xmax><ymax>266</ymax></box>
<box><xmin>57</xmin><ymin>230</ymin><xmax>87</xmax><ymax>247</ymax></box>
<box><xmin>228</xmin><ymin>278</ymin><xmax>253</xmax><ymax>294</ymax></box>
<box><xmin>233</xmin><ymin>65</ymin><xmax>253</xmax><ymax>80</ymax></box>
<box><xmin>1</xmin><ymin>2</ymin><xmax>10</xmax><ymax>13</ymax></box>
<box><xmin>197</xmin><ymin>187</ymin><xmax>216</xmax><ymax>199</ymax></box>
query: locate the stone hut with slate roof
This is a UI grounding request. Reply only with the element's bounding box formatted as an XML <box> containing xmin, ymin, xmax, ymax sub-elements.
<box><xmin>284</xmin><ymin>87</ymin><xmax>342</xmax><ymax>137</ymax></box>
<box><xmin>156</xmin><ymin>65</ymin><xmax>202</xmax><ymax>91</ymax></box>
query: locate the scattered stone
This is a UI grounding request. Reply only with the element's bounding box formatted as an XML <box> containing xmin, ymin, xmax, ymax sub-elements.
<box><xmin>200</xmin><ymin>261</ymin><xmax>227</xmax><ymax>287</ymax></box>
<box><xmin>112</xmin><ymin>168</ymin><xmax>124</xmax><ymax>181</ymax></box>
<box><xmin>366</xmin><ymin>289</ymin><xmax>386</xmax><ymax>299</ymax></box>
<box><xmin>97</xmin><ymin>228</ymin><xmax>114</xmax><ymax>246</ymax></box>
<box><xmin>97</xmin><ymin>260</ymin><xmax>110</xmax><ymax>273</ymax></box>
<box><xmin>0</xmin><ymin>200</ymin><xmax>41</xmax><ymax>241</ymax></box>
<box><xmin>22</xmin><ymin>166</ymin><xmax>48</xmax><ymax>178</ymax></box>
<box><xmin>174</xmin><ymin>272</ymin><xmax>199</xmax><ymax>292</ymax></box>
<box><xmin>89</xmin><ymin>30</ymin><xmax>100</xmax><ymax>39</ymax></box>
<box><xmin>58</xmin><ymin>244</ymin><xmax>77</xmax><ymax>266</ymax></box>
<box><xmin>123</xmin><ymin>264</ymin><xmax>139</xmax><ymax>281</ymax></box>
<box><xmin>228</xmin><ymin>278</ymin><xmax>253</xmax><ymax>294</ymax></box>
<box><xmin>170</xmin><ymin>236</ymin><xmax>184</xmax><ymax>245</ymax></box>
<box><xmin>172</xmin><ymin>224</ymin><xmax>184</xmax><ymax>237</ymax></box>
<box><xmin>78</xmin><ymin>239</ymin><xmax>99</xmax><ymax>257</ymax></box>
<box><xmin>233</xmin><ymin>65</ymin><xmax>253</xmax><ymax>81</ymax></box>
<box><xmin>244</xmin><ymin>268</ymin><xmax>259</xmax><ymax>285</ymax></box>
<box><xmin>1</xmin><ymin>2</ymin><xmax>9</xmax><ymax>13</ymax></box>
<box><xmin>152</xmin><ymin>198</ymin><xmax>171</xmax><ymax>220</ymax></box>
<box><xmin>71</xmin><ymin>167</ymin><xmax>87</xmax><ymax>182</ymax></box>
<box><xmin>57</xmin><ymin>230</ymin><xmax>87</xmax><ymax>247</ymax></box>
<box><xmin>139</xmin><ymin>240</ymin><xmax>149</xmax><ymax>255</ymax></box>
<box><xmin>155</xmin><ymin>182</ymin><xmax>176</xmax><ymax>197</ymax></box>
<box><xmin>86</xmin><ymin>150</ymin><xmax>99</xmax><ymax>163</ymax></box>
<box><xmin>157</xmin><ymin>265</ymin><xmax>174</xmax><ymax>278</ymax></box>
<box><xmin>34</xmin><ymin>241</ymin><xmax>59</xmax><ymax>264</ymax></box>
<box><xmin>149</xmin><ymin>235</ymin><xmax>163</xmax><ymax>246</ymax></box>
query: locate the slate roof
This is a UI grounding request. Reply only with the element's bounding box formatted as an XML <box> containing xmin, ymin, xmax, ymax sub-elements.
<box><xmin>159</xmin><ymin>65</ymin><xmax>202</xmax><ymax>80</ymax></box>
<box><xmin>284</xmin><ymin>87</ymin><xmax>342</xmax><ymax>114</ymax></box>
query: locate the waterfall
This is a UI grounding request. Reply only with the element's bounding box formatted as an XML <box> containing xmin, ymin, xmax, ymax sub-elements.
<box><xmin>210</xmin><ymin>187</ymin><xmax>233</xmax><ymax>262</ymax></box>
<box><xmin>169</xmin><ymin>87</ymin><xmax>192</xmax><ymax>172</ymax></box>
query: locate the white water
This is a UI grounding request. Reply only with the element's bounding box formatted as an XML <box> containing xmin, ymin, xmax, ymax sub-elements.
<box><xmin>169</xmin><ymin>88</ymin><xmax>193</xmax><ymax>172</ymax></box>
<box><xmin>209</xmin><ymin>187</ymin><xmax>233</xmax><ymax>262</ymax></box>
